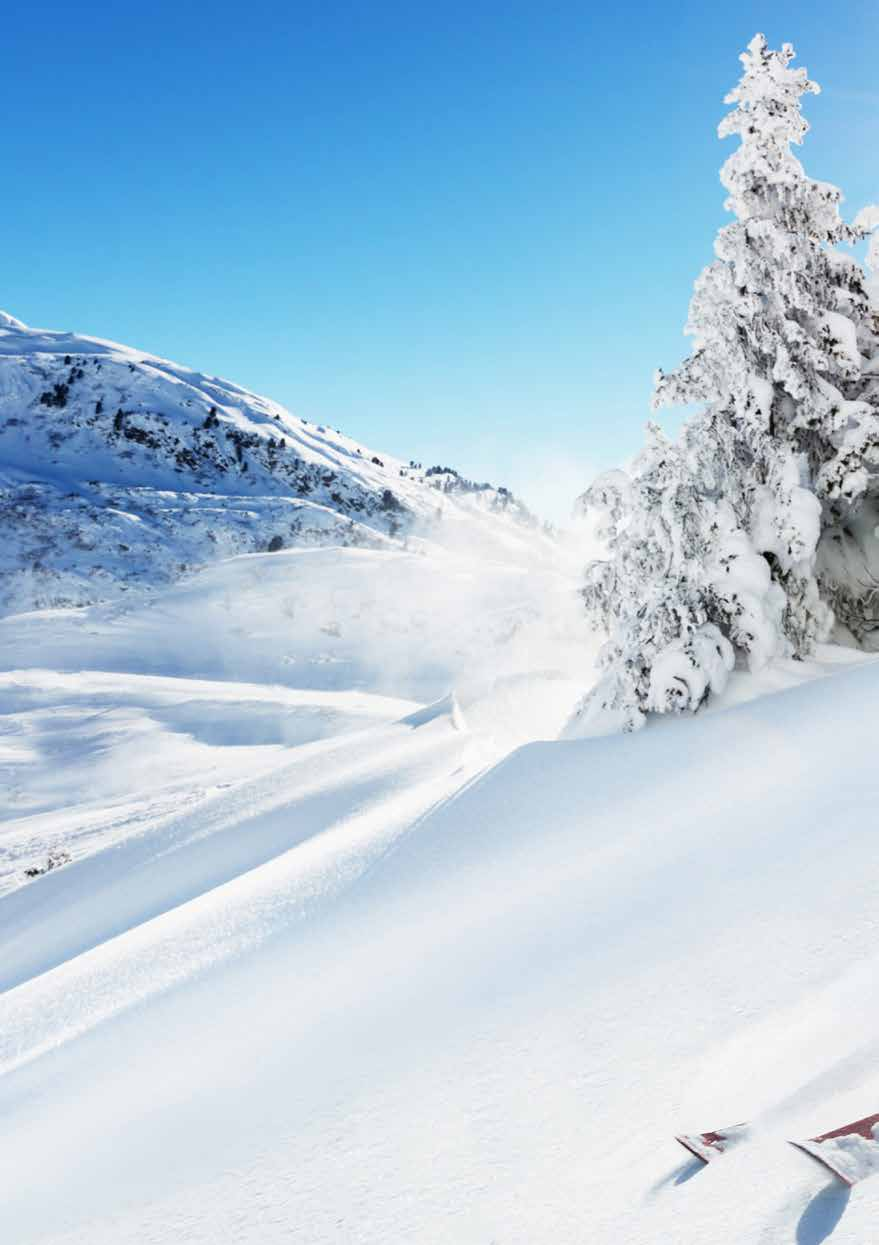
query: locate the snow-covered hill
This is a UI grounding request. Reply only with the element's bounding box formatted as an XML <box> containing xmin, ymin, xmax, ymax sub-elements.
<box><xmin>0</xmin><ymin>312</ymin><xmax>544</xmax><ymax>613</ymax></box>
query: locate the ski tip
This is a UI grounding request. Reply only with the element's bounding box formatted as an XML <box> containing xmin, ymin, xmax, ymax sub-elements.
<box><xmin>674</xmin><ymin>1124</ymin><xmax>749</xmax><ymax>1163</ymax></box>
<box><xmin>790</xmin><ymin>1112</ymin><xmax>879</xmax><ymax>1186</ymax></box>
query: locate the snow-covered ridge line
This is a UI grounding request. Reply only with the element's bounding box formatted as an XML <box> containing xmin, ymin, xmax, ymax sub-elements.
<box><xmin>0</xmin><ymin>312</ymin><xmax>544</xmax><ymax>614</ymax></box>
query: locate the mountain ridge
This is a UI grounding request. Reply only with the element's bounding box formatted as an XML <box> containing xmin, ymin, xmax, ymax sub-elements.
<box><xmin>0</xmin><ymin>312</ymin><xmax>545</xmax><ymax>613</ymax></box>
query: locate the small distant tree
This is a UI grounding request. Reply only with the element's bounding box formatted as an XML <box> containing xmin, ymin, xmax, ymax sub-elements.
<box><xmin>571</xmin><ymin>34</ymin><xmax>879</xmax><ymax>734</ymax></box>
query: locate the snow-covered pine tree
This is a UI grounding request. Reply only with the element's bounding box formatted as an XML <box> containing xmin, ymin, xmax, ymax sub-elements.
<box><xmin>568</xmin><ymin>33</ymin><xmax>879</xmax><ymax>736</ymax></box>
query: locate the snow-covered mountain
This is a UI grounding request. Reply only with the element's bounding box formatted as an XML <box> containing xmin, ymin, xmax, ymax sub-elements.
<box><xmin>0</xmin><ymin>312</ymin><xmax>543</xmax><ymax>613</ymax></box>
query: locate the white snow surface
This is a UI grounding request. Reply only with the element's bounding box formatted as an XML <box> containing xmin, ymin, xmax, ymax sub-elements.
<box><xmin>2</xmin><ymin>542</ymin><xmax>879</xmax><ymax>1243</ymax></box>
<box><xmin>3</xmin><ymin>312</ymin><xmax>879</xmax><ymax>1243</ymax></box>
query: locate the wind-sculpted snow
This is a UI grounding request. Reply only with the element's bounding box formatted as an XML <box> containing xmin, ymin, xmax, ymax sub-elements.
<box><xmin>0</xmin><ymin>536</ymin><xmax>593</xmax><ymax>888</ymax></box>
<box><xmin>0</xmin><ymin>313</ymin><xmax>545</xmax><ymax>613</ymax></box>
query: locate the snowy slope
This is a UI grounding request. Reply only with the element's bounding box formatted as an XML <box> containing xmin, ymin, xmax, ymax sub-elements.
<box><xmin>3</xmin><ymin>308</ymin><xmax>878</xmax><ymax>1245</ymax></box>
<box><xmin>2</xmin><ymin>583</ymin><xmax>879</xmax><ymax>1243</ymax></box>
<box><xmin>0</xmin><ymin>312</ymin><xmax>545</xmax><ymax>613</ymax></box>
<box><xmin>0</xmin><ymin>538</ymin><xmax>592</xmax><ymax>889</ymax></box>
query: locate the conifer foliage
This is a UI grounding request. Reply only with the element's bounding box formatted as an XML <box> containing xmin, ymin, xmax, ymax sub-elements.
<box><xmin>570</xmin><ymin>34</ymin><xmax>879</xmax><ymax>736</ymax></box>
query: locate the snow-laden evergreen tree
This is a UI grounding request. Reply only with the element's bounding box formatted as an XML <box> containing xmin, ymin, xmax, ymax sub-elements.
<box><xmin>568</xmin><ymin>34</ymin><xmax>879</xmax><ymax>736</ymax></box>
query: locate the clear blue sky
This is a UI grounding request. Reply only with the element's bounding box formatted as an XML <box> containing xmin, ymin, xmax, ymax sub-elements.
<box><xmin>2</xmin><ymin>1</ymin><xmax>877</xmax><ymax>518</ymax></box>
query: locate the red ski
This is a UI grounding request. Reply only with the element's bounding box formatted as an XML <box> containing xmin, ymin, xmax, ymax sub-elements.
<box><xmin>675</xmin><ymin>1123</ymin><xmax>749</xmax><ymax>1163</ymax></box>
<box><xmin>791</xmin><ymin>1112</ymin><xmax>879</xmax><ymax>1186</ymax></box>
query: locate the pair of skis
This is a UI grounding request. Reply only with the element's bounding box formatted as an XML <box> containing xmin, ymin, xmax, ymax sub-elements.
<box><xmin>676</xmin><ymin>1112</ymin><xmax>879</xmax><ymax>1186</ymax></box>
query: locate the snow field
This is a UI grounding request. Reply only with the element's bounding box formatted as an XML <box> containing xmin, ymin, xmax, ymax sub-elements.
<box><xmin>2</xmin><ymin>620</ymin><xmax>879</xmax><ymax>1241</ymax></box>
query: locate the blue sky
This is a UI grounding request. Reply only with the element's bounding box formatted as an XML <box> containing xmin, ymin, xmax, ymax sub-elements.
<box><xmin>2</xmin><ymin>1</ymin><xmax>877</xmax><ymax>518</ymax></box>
